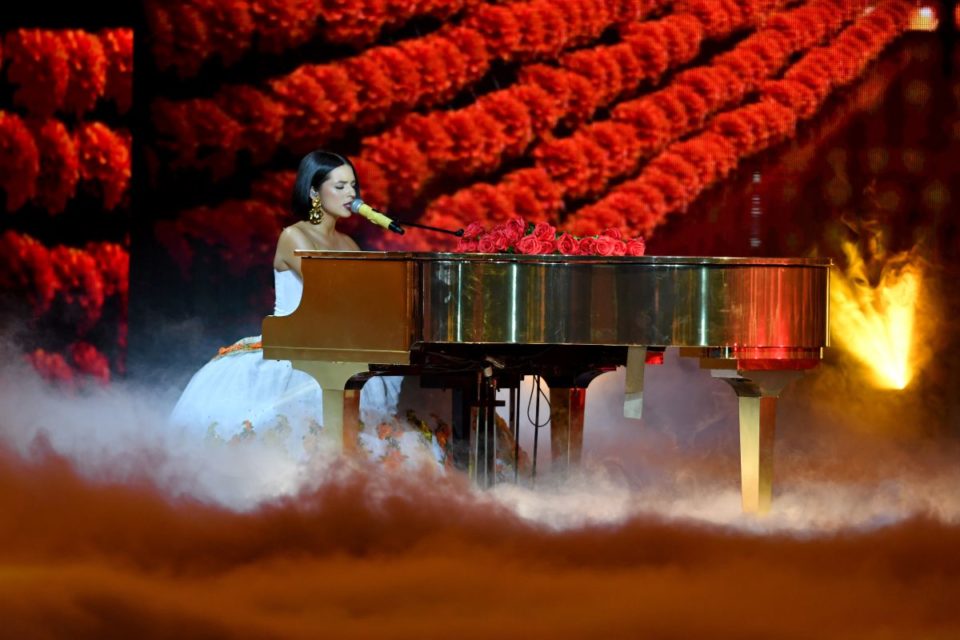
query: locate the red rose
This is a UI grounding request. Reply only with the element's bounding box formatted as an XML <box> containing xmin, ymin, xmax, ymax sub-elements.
<box><xmin>595</xmin><ymin>235</ymin><xmax>618</xmax><ymax>256</ymax></box>
<box><xmin>533</xmin><ymin>221</ymin><xmax>556</xmax><ymax>241</ymax></box>
<box><xmin>626</xmin><ymin>237</ymin><xmax>646</xmax><ymax>256</ymax></box>
<box><xmin>538</xmin><ymin>239</ymin><xmax>557</xmax><ymax>254</ymax></box>
<box><xmin>516</xmin><ymin>234</ymin><xmax>542</xmax><ymax>254</ymax></box>
<box><xmin>454</xmin><ymin>238</ymin><xmax>479</xmax><ymax>252</ymax></box>
<box><xmin>610</xmin><ymin>240</ymin><xmax>626</xmax><ymax>256</ymax></box>
<box><xmin>502</xmin><ymin>216</ymin><xmax>526</xmax><ymax>243</ymax></box>
<box><xmin>477</xmin><ymin>234</ymin><xmax>498</xmax><ymax>253</ymax></box>
<box><xmin>578</xmin><ymin>237</ymin><xmax>597</xmax><ymax>255</ymax></box>
<box><xmin>492</xmin><ymin>231</ymin><xmax>511</xmax><ymax>251</ymax></box>
<box><xmin>601</xmin><ymin>227</ymin><xmax>623</xmax><ymax>240</ymax></box>
<box><xmin>463</xmin><ymin>221</ymin><xmax>485</xmax><ymax>240</ymax></box>
<box><xmin>556</xmin><ymin>233</ymin><xmax>579</xmax><ymax>255</ymax></box>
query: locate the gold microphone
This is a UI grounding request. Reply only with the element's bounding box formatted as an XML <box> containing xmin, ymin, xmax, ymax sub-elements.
<box><xmin>348</xmin><ymin>198</ymin><xmax>404</xmax><ymax>234</ymax></box>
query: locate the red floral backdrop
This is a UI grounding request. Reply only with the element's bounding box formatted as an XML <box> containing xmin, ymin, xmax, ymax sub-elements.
<box><xmin>0</xmin><ymin>27</ymin><xmax>132</xmax><ymax>386</ymax></box>
<box><xmin>147</xmin><ymin>0</ymin><xmax>915</xmax><ymax>270</ymax></box>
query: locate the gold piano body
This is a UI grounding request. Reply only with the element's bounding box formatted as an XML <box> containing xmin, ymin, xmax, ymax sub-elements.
<box><xmin>263</xmin><ymin>252</ymin><xmax>830</xmax><ymax>513</ymax></box>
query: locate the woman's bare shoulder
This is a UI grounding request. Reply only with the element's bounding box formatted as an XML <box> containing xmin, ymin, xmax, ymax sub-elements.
<box><xmin>279</xmin><ymin>223</ymin><xmax>311</xmax><ymax>248</ymax></box>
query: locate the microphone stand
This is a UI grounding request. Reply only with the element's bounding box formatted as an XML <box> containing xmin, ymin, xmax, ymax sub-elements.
<box><xmin>399</xmin><ymin>220</ymin><xmax>464</xmax><ymax>237</ymax></box>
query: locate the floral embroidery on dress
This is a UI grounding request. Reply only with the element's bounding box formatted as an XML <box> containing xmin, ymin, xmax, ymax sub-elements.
<box><xmin>212</xmin><ymin>337</ymin><xmax>263</xmax><ymax>361</ymax></box>
<box><xmin>200</xmin><ymin>411</ymin><xmax>450</xmax><ymax>471</ymax></box>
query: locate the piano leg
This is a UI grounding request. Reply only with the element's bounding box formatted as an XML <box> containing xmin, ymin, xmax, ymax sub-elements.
<box><xmin>548</xmin><ymin>386</ymin><xmax>586</xmax><ymax>475</ymax></box>
<box><xmin>710</xmin><ymin>369</ymin><xmax>803</xmax><ymax>514</ymax></box>
<box><xmin>292</xmin><ymin>361</ymin><xmax>370</xmax><ymax>454</ymax></box>
<box><xmin>624</xmin><ymin>346</ymin><xmax>646</xmax><ymax>419</ymax></box>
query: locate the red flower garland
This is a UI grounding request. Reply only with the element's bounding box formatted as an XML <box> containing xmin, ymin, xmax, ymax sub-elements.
<box><xmin>3</xmin><ymin>28</ymin><xmax>129</xmax><ymax>117</ymax></box>
<box><xmin>382</xmin><ymin>168</ymin><xmax>566</xmax><ymax>253</ymax></box>
<box><xmin>23</xmin><ymin>343</ymin><xmax>112</xmax><ymax>387</ymax></box>
<box><xmin>371</xmin><ymin>1</ymin><xmax>774</xmax><ymax>229</ymax></box>
<box><xmin>0</xmin><ymin>231</ymin><xmax>60</xmax><ymax>314</ymax></box>
<box><xmin>0</xmin><ymin>111</ymin><xmax>40</xmax><ymax>211</ymax></box>
<box><xmin>191</xmin><ymin>0</ymin><xmax>255</xmax><ymax>66</ymax></box>
<box><xmin>542</xmin><ymin>0</ymin><xmax>884</xmax><ymax>234</ymax></box>
<box><xmin>565</xmin><ymin>0</ymin><xmax>912</xmax><ymax>238</ymax></box>
<box><xmin>30</xmin><ymin>119</ymin><xmax>80</xmax><ymax>215</ymax></box>
<box><xmin>0</xmin><ymin>232</ymin><xmax>129</xmax><ymax>321</ymax></box>
<box><xmin>75</xmin><ymin>122</ymin><xmax>131</xmax><ymax>210</ymax></box>
<box><xmin>69</xmin><ymin>341</ymin><xmax>111</xmax><ymax>385</ymax></box>
<box><xmin>152</xmin><ymin>98</ymin><xmax>243</xmax><ymax>177</ymax></box>
<box><xmin>145</xmin><ymin>0</ymin><xmax>484</xmax><ymax>76</ymax></box>
<box><xmin>143</xmin><ymin>0</ymin><xmax>910</xmax><ymax>261</ymax></box>
<box><xmin>268</xmin><ymin>65</ymin><xmax>357</xmax><ymax>155</ymax></box>
<box><xmin>152</xmin><ymin>0</ymin><xmax>661</xmax><ymax>178</ymax></box>
<box><xmin>360</xmin><ymin>0</ymin><xmax>899</xmax><ymax>246</ymax></box>
<box><xmin>358</xmin><ymin>4</ymin><xmax>776</xmax><ymax>212</ymax></box>
<box><xmin>155</xmin><ymin>201</ymin><xmax>289</xmax><ymax>277</ymax></box>
<box><xmin>145</xmin><ymin>0</ymin><xmax>211</xmax><ymax>78</ymax></box>
<box><xmin>48</xmin><ymin>245</ymin><xmax>106</xmax><ymax>331</ymax></box>
<box><xmin>257</xmin><ymin>0</ymin><xmax>319</xmax><ymax>57</ymax></box>
<box><xmin>324</xmin><ymin>0</ymin><xmax>481</xmax><ymax>47</ymax></box>
<box><xmin>248</xmin><ymin>170</ymin><xmax>296</xmax><ymax>206</ymax></box>
<box><xmin>3</xmin><ymin>30</ymin><xmax>69</xmax><ymax>116</ymax></box>
<box><xmin>214</xmin><ymin>86</ymin><xmax>285</xmax><ymax>165</ymax></box>
<box><xmin>25</xmin><ymin>349</ymin><xmax>75</xmax><ymax>388</ymax></box>
<box><xmin>99</xmin><ymin>28</ymin><xmax>134</xmax><ymax>115</ymax></box>
<box><xmin>85</xmin><ymin>241</ymin><xmax>129</xmax><ymax>305</ymax></box>
<box><xmin>61</xmin><ymin>30</ymin><xmax>108</xmax><ymax>117</ymax></box>
<box><xmin>0</xmin><ymin>116</ymin><xmax>129</xmax><ymax>213</ymax></box>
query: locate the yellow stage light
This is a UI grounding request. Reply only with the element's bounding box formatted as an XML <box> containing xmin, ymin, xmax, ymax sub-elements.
<box><xmin>829</xmin><ymin>241</ymin><xmax>922</xmax><ymax>389</ymax></box>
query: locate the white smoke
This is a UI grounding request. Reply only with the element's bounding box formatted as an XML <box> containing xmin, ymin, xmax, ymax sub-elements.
<box><xmin>1</xmin><ymin>346</ymin><xmax>957</xmax><ymax>533</ymax></box>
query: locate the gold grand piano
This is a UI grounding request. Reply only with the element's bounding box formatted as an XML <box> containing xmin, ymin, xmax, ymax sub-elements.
<box><xmin>263</xmin><ymin>252</ymin><xmax>830</xmax><ymax>513</ymax></box>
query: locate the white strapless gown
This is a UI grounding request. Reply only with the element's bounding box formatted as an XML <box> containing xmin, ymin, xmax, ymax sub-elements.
<box><xmin>169</xmin><ymin>270</ymin><xmax>445</xmax><ymax>467</ymax></box>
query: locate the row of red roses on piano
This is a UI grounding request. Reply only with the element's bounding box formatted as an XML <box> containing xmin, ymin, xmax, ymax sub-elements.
<box><xmin>0</xmin><ymin>231</ymin><xmax>129</xmax><ymax>332</ymax></box>
<box><xmin>0</xmin><ymin>113</ymin><xmax>130</xmax><ymax>213</ymax></box>
<box><xmin>147</xmin><ymin>0</ymin><xmax>481</xmax><ymax>78</ymax></box>
<box><xmin>567</xmin><ymin>0</ymin><xmax>914</xmax><ymax>238</ymax></box>
<box><xmin>378</xmin><ymin>0</ymin><xmax>867</xmax><ymax>250</ymax></box>
<box><xmin>0</xmin><ymin>29</ymin><xmax>133</xmax><ymax>117</ymax></box>
<box><xmin>150</xmin><ymin>0</ymin><xmax>706</xmax><ymax>180</ymax></box>
<box><xmin>453</xmin><ymin>218</ymin><xmax>646</xmax><ymax>257</ymax></box>
<box><xmin>25</xmin><ymin>342</ymin><xmax>113</xmax><ymax>387</ymax></box>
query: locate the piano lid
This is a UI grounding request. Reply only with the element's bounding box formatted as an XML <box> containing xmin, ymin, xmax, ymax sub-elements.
<box><xmin>262</xmin><ymin>252</ymin><xmax>831</xmax><ymax>364</ymax></box>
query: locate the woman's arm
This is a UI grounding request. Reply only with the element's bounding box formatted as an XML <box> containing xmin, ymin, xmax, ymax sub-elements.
<box><xmin>273</xmin><ymin>227</ymin><xmax>311</xmax><ymax>278</ymax></box>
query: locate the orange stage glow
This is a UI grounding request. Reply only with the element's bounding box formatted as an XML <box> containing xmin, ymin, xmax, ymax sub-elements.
<box><xmin>829</xmin><ymin>241</ymin><xmax>923</xmax><ymax>390</ymax></box>
<box><xmin>909</xmin><ymin>5</ymin><xmax>939</xmax><ymax>31</ymax></box>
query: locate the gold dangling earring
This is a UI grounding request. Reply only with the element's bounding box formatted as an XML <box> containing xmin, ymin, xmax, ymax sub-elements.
<box><xmin>308</xmin><ymin>195</ymin><xmax>325</xmax><ymax>225</ymax></box>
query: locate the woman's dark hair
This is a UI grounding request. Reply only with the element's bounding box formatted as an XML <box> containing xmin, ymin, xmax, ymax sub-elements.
<box><xmin>291</xmin><ymin>150</ymin><xmax>361</xmax><ymax>218</ymax></box>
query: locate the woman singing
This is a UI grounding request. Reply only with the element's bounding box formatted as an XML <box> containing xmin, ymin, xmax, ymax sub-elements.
<box><xmin>169</xmin><ymin>151</ymin><xmax>444</xmax><ymax>467</ymax></box>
